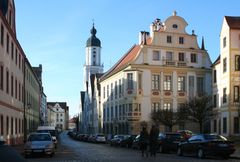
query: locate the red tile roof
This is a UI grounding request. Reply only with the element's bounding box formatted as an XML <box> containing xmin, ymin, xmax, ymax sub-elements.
<box><xmin>101</xmin><ymin>45</ymin><xmax>141</xmax><ymax>80</ymax></box>
<box><xmin>225</xmin><ymin>16</ymin><xmax>240</xmax><ymax>29</ymax></box>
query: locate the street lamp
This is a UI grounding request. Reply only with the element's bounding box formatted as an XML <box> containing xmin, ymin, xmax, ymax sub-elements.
<box><xmin>24</xmin><ymin>103</ymin><xmax>31</xmax><ymax>143</ymax></box>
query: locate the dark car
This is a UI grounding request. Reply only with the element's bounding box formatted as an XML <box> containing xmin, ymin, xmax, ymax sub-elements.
<box><xmin>110</xmin><ymin>135</ymin><xmax>128</xmax><ymax>146</ymax></box>
<box><xmin>132</xmin><ymin>135</ymin><xmax>140</xmax><ymax>149</ymax></box>
<box><xmin>0</xmin><ymin>137</ymin><xmax>26</xmax><ymax>162</ymax></box>
<box><xmin>177</xmin><ymin>134</ymin><xmax>235</xmax><ymax>159</ymax></box>
<box><xmin>120</xmin><ymin>135</ymin><xmax>137</xmax><ymax>148</ymax></box>
<box><xmin>158</xmin><ymin>132</ymin><xmax>184</xmax><ymax>153</ymax></box>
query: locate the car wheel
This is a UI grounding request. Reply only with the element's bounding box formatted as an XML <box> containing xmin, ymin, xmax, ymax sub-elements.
<box><xmin>177</xmin><ymin>147</ymin><xmax>182</xmax><ymax>156</ymax></box>
<box><xmin>197</xmin><ymin>148</ymin><xmax>205</xmax><ymax>159</ymax></box>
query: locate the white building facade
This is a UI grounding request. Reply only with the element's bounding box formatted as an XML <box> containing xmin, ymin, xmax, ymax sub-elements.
<box><xmin>100</xmin><ymin>12</ymin><xmax>212</xmax><ymax>135</ymax></box>
<box><xmin>212</xmin><ymin>16</ymin><xmax>240</xmax><ymax>136</ymax></box>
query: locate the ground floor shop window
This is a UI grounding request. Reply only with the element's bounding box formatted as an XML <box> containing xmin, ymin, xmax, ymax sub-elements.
<box><xmin>234</xmin><ymin>117</ymin><xmax>239</xmax><ymax>134</ymax></box>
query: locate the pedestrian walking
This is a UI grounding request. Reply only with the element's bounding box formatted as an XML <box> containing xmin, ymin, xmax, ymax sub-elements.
<box><xmin>149</xmin><ymin>125</ymin><xmax>159</xmax><ymax>157</ymax></box>
<box><xmin>139</xmin><ymin>127</ymin><xmax>149</xmax><ymax>157</ymax></box>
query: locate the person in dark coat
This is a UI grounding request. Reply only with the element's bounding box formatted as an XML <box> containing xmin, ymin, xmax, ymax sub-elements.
<box><xmin>139</xmin><ymin>127</ymin><xmax>149</xmax><ymax>157</ymax></box>
<box><xmin>149</xmin><ymin>124</ymin><xmax>159</xmax><ymax>157</ymax></box>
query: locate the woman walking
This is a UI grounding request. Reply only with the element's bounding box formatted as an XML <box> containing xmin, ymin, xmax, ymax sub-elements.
<box><xmin>139</xmin><ymin>127</ymin><xmax>149</xmax><ymax>157</ymax></box>
<box><xmin>149</xmin><ymin>125</ymin><xmax>159</xmax><ymax>157</ymax></box>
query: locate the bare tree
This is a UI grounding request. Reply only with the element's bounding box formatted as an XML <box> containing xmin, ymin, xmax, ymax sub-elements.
<box><xmin>151</xmin><ymin>107</ymin><xmax>188</xmax><ymax>132</ymax></box>
<box><xmin>184</xmin><ymin>95</ymin><xmax>215</xmax><ymax>133</ymax></box>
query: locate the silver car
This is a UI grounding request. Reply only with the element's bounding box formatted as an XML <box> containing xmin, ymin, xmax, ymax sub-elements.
<box><xmin>24</xmin><ymin>133</ymin><xmax>55</xmax><ymax>157</ymax></box>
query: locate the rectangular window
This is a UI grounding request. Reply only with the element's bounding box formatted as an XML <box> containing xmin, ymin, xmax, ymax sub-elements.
<box><xmin>6</xmin><ymin>34</ymin><xmax>9</xmax><ymax>53</ymax></box>
<box><xmin>138</xmin><ymin>73</ymin><xmax>142</xmax><ymax>89</ymax></box>
<box><xmin>15</xmin><ymin>50</ymin><xmax>18</xmax><ymax>65</ymax></box>
<box><xmin>11</xmin><ymin>75</ymin><xmax>13</xmax><ymax>96</ymax></box>
<box><xmin>213</xmin><ymin>120</ymin><xmax>217</xmax><ymax>133</ymax></box>
<box><xmin>19</xmin><ymin>118</ymin><xmax>21</xmax><ymax>134</ymax></box>
<box><xmin>11</xmin><ymin>117</ymin><xmax>13</xmax><ymax>135</ymax></box>
<box><xmin>107</xmin><ymin>85</ymin><xmax>109</xmax><ymax>98</ymax></box>
<box><xmin>115</xmin><ymin>81</ymin><xmax>117</xmax><ymax>99</ymax></box>
<box><xmin>166</xmin><ymin>51</ymin><xmax>173</xmax><ymax>61</ymax></box>
<box><xmin>197</xmin><ymin>77</ymin><xmax>204</xmax><ymax>96</ymax></box>
<box><xmin>163</xmin><ymin>102</ymin><xmax>171</xmax><ymax>110</ymax></box>
<box><xmin>223</xmin><ymin>58</ymin><xmax>227</xmax><ymax>73</ymax></box>
<box><xmin>115</xmin><ymin>106</ymin><xmax>118</xmax><ymax>119</ymax></box>
<box><xmin>179</xmin><ymin>37</ymin><xmax>184</xmax><ymax>44</ymax></box>
<box><xmin>15</xmin><ymin>79</ymin><xmax>17</xmax><ymax>99</ymax></box>
<box><xmin>119</xmin><ymin>79</ymin><xmax>122</xmax><ymax>98</ymax></box>
<box><xmin>6</xmin><ymin>116</ymin><xmax>9</xmax><ymax>135</ymax></box>
<box><xmin>103</xmin><ymin>86</ymin><xmax>105</xmax><ymax>99</ymax></box>
<box><xmin>213</xmin><ymin>94</ymin><xmax>217</xmax><ymax>107</ymax></box>
<box><xmin>1</xmin><ymin>24</ymin><xmax>4</xmax><ymax>46</ymax></box>
<box><xmin>152</xmin><ymin>50</ymin><xmax>160</xmax><ymax>61</ymax></box>
<box><xmin>189</xmin><ymin>76</ymin><xmax>194</xmax><ymax>99</ymax></box>
<box><xmin>191</xmin><ymin>53</ymin><xmax>197</xmax><ymax>63</ymax></box>
<box><xmin>235</xmin><ymin>55</ymin><xmax>240</xmax><ymax>71</ymax></box>
<box><xmin>11</xmin><ymin>42</ymin><xmax>14</xmax><ymax>59</ymax></box>
<box><xmin>164</xmin><ymin>75</ymin><xmax>171</xmax><ymax>91</ymax></box>
<box><xmin>111</xmin><ymin>83</ymin><xmax>113</xmax><ymax>100</ymax></box>
<box><xmin>234</xmin><ymin>86</ymin><xmax>239</xmax><ymax>102</ymax></box>
<box><xmin>0</xmin><ymin>65</ymin><xmax>3</xmax><ymax>90</ymax></box>
<box><xmin>111</xmin><ymin>107</ymin><xmax>113</xmax><ymax>118</ymax></box>
<box><xmin>178</xmin><ymin>76</ymin><xmax>185</xmax><ymax>91</ymax></box>
<box><xmin>129</xmin><ymin>104</ymin><xmax>132</xmax><ymax>112</ymax></box>
<box><xmin>19</xmin><ymin>83</ymin><xmax>21</xmax><ymax>101</ymax></box>
<box><xmin>15</xmin><ymin>118</ymin><xmax>17</xmax><ymax>134</ymax></box>
<box><xmin>234</xmin><ymin>117</ymin><xmax>239</xmax><ymax>134</ymax></box>
<box><xmin>223</xmin><ymin>37</ymin><xmax>226</xmax><ymax>48</ymax></box>
<box><xmin>19</xmin><ymin>54</ymin><xmax>21</xmax><ymax>69</ymax></box>
<box><xmin>223</xmin><ymin>117</ymin><xmax>227</xmax><ymax>133</ymax></box>
<box><xmin>6</xmin><ymin>70</ymin><xmax>9</xmax><ymax>94</ymax></box>
<box><xmin>152</xmin><ymin>102</ymin><xmax>160</xmax><ymax>112</ymax></box>
<box><xmin>213</xmin><ymin>70</ymin><xmax>217</xmax><ymax>83</ymax></box>
<box><xmin>167</xmin><ymin>35</ymin><xmax>172</xmax><ymax>43</ymax></box>
<box><xmin>152</xmin><ymin>74</ymin><xmax>160</xmax><ymax>90</ymax></box>
<box><xmin>178</xmin><ymin>52</ymin><xmax>185</xmax><ymax>61</ymax></box>
<box><xmin>127</xmin><ymin>73</ymin><xmax>133</xmax><ymax>89</ymax></box>
<box><xmin>223</xmin><ymin>88</ymin><xmax>227</xmax><ymax>103</ymax></box>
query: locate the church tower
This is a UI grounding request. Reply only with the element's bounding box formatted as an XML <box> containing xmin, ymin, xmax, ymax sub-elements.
<box><xmin>83</xmin><ymin>24</ymin><xmax>103</xmax><ymax>90</ymax></box>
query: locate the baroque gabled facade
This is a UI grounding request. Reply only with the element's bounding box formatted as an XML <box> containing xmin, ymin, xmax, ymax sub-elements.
<box><xmin>212</xmin><ymin>16</ymin><xmax>240</xmax><ymax>136</ymax></box>
<box><xmin>100</xmin><ymin>12</ymin><xmax>212</xmax><ymax>135</ymax></box>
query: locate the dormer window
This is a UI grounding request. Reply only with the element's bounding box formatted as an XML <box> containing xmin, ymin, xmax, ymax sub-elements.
<box><xmin>172</xmin><ymin>24</ymin><xmax>178</xmax><ymax>29</ymax></box>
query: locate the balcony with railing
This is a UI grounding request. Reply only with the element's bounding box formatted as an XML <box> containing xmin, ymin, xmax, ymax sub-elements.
<box><xmin>162</xmin><ymin>59</ymin><xmax>188</xmax><ymax>67</ymax></box>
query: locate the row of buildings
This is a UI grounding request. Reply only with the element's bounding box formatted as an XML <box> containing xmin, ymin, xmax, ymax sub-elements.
<box><xmin>79</xmin><ymin>11</ymin><xmax>240</xmax><ymax>137</ymax></box>
<box><xmin>0</xmin><ymin>0</ymin><xmax>69</xmax><ymax>145</ymax></box>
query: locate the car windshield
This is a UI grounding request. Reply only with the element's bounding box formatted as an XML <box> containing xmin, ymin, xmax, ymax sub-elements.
<box><xmin>28</xmin><ymin>134</ymin><xmax>51</xmax><ymax>141</ymax></box>
<box><xmin>37</xmin><ymin>130</ymin><xmax>57</xmax><ymax>136</ymax></box>
<box><xmin>203</xmin><ymin>134</ymin><xmax>227</xmax><ymax>141</ymax></box>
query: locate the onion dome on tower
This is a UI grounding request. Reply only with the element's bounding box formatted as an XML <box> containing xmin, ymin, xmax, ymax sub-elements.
<box><xmin>86</xmin><ymin>24</ymin><xmax>101</xmax><ymax>47</ymax></box>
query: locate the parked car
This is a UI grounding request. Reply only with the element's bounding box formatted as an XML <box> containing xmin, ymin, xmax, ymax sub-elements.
<box><xmin>94</xmin><ymin>134</ymin><xmax>106</xmax><ymax>143</ymax></box>
<box><xmin>37</xmin><ymin>126</ymin><xmax>58</xmax><ymax>148</ymax></box>
<box><xmin>110</xmin><ymin>135</ymin><xmax>128</xmax><ymax>146</ymax></box>
<box><xmin>0</xmin><ymin>136</ymin><xmax>26</xmax><ymax>162</ymax></box>
<box><xmin>132</xmin><ymin>135</ymin><xmax>140</xmax><ymax>149</ymax></box>
<box><xmin>120</xmin><ymin>135</ymin><xmax>137</xmax><ymax>148</ymax></box>
<box><xmin>24</xmin><ymin>133</ymin><xmax>55</xmax><ymax>157</ymax></box>
<box><xmin>158</xmin><ymin>132</ymin><xmax>184</xmax><ymax>153</ymax></box>
<box><xmin>177</xmin><ymin>134</ymin><xmax>235</xmax><ymax>159</ymax></box>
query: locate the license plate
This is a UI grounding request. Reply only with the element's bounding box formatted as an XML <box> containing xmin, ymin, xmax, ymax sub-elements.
<box><xmin>33</xmin><ymin>150</ymin><xmax>43</xmax><ymax>152</ymax></box>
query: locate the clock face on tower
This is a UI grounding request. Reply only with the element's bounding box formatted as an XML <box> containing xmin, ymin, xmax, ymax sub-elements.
<box><xmin>0</xmin><ymin>0</ymin><xmax>8</xmax><ymax>16</ymax></box>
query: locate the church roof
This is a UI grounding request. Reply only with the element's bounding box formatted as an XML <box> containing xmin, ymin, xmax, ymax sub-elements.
<box><xmin>225</xmin><ymin>16</ymin><xmax>240</xmax><ymax>29</ymax></box>
<box><xmin>101</xmin><ymin>45</ymin><xmax>140</xmax><ymax>81</ymax></box>
<box><xmin>86</xmin><ymin>25</ymin><xmax>101</xmax><ymax>47</ymax></box>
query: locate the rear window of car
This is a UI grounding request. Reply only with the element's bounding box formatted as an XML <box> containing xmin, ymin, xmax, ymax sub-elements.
<box><xmin>29</xmin><ymin>134</ymin><xmax>51</xmax><ymax>141</ymax></box>
<box><xmin>204</xmin><ymin>134</ymin><xmax>227</xmax><ymax>141</ymax></box>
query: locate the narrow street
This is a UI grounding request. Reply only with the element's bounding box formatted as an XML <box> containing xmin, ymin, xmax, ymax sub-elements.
<box><xmin>22</xmin><ymin>131</ymin><xmax>238</xmax><ymax>162</ymax></box>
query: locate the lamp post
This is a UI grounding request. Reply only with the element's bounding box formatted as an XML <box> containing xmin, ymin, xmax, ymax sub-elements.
<box><xmin>24</xmin><ymin>103</ymin><xmax>31</xmax><ymax>143</ymax></box>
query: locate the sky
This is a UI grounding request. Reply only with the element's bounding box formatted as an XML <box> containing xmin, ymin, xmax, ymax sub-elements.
<box><xmin>14</xmin><ymin>0</ymin><xmax>240</xmax><ymax>118</ymax></box>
